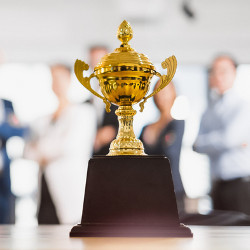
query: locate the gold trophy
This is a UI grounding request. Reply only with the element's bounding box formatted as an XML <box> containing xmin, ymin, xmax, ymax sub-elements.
<box><xmin>74</xmin><ymin>20</ymin><xmax>177</xmax><ymax>156</ymax></box>
<box><xmin>70</xmin><ymin>20</ymin><xmax>192</xmax><ymax>238</ymax></box>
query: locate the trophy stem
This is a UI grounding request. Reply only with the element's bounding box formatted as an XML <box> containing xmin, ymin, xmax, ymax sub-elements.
<box><xmin>108</xmin><ymin>105</ymin><xmax>145</xmax><ymax>156</ymax></box>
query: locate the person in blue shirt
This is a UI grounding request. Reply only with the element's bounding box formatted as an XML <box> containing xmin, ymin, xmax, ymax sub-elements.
<box><xmin>0</xmin><ymin>99</ymin><xmax>26</xmax><ymax>224</ymax></box>
<box><xmin>193</xmin><ymin>55</ymin><xmax>250</xmax><ymax>215</ymax></box>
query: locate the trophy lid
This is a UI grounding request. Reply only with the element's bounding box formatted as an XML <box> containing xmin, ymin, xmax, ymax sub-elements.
<box><xmin>94</xmin><ymin>20</ymin><xmax>155</xmax><ymax>73</ymax></box>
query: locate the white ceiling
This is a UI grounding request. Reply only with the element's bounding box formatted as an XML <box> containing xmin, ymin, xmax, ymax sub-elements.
<box><xmin>1</xmin><ymin>0</ymin><xmax>250</xmax><ymax>65</ymax></box>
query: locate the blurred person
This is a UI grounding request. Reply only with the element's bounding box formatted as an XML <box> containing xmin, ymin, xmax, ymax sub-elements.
<box><xmin>0</xmin><ymin>51</ymin><xmax>27</xmax><ymax>224</ymax></box>
<box><xmin>193</xmin><ymin>55</ymin><xmax>250</xmax><ymax>215</ymax></box>
<box><xmin>0</xmin><ymin>99</ymin><xmax>27</xmax><ymax>224</ymax></box>
<box><xmin>93</xmin><ymin>103</ymin><xmax>118</xmax><ymax>155</ymax></box>
<box><xmin>24</xmin><ymin>64</ymin><xmax>96</xmax><ymax>224</ymax></box>
<box><xmin>88</xmin><ymin>46</ymin><xmax>118</xmax><ymax>155</ymax></box>
<box><xmin>139</xmin><ymin>81</ymin><xmax>186</xmax><ymax>215</ymax></box>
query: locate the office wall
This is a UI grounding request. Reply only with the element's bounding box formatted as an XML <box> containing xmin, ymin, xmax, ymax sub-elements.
<box><xmin>0</xmin><ymin>0</ymin><xmax>250</xmax><ymax>65</ymax></box>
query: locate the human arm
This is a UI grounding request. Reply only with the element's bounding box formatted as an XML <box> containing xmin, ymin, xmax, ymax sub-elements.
<box><xmin>25</xmin><ymin>105</ymin><xmax>96</xmax><ymax>165</ymax></box>
<box><xmin>94</xmin><ymin>125</ymin><xmax>116</xmax><ymax>152</ymax></box>
<box><xmin>0</xmin><ymin>101</ymin><xmax>28</xmax><ymax>140</ymax></box>
<box><xmin>163</xmin><ymin>120</ymin><xmax>185</xmax><ymax>161</ymax></box>
<box><xmin>94</xmin><ymin>104</ymin><xmax>118</xmax><ymax>153</ymax></box>
<box><xmin>0</xmin><ymin>122</ymin><xmax>27</xmax><ymax>140</ymax></box>
<box><xmin>193</xmin><ymin>104</ymin><xmax>250</xmax><ymax>155</ymax></box>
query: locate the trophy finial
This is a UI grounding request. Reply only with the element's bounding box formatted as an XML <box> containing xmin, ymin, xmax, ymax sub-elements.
<box><xmin>117</xmin><ymin>20</ymin><xmax>133</xmax><ymax>45</ymax></box>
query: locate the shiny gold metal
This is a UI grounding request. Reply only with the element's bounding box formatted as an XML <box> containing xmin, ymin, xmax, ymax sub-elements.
<box><xmin>74</xmin><ymin>20</ymin><xmax>177</xmax><ymax>156</ymax></box>
<box><xmin>74</xmin><ymin>60</ymin><xmax>111</xmax><ymax>113</ymax></box>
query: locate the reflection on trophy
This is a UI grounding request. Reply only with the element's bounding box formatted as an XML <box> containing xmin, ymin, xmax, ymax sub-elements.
<box><xmin>74</xmin><ymin>20</ymin><xmax>177</xmax><ymax>156</ymax></box>
<box><xmin>70</xmin><ymin>20</ymin><xmax>192</xmax><ymax>238</ymax></box>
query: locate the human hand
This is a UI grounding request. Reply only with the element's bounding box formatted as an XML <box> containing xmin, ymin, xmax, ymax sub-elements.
<box><xmin>94</xmin><ymin>126</ymin><xmax>116</xmax><ymax>152</ymax></box>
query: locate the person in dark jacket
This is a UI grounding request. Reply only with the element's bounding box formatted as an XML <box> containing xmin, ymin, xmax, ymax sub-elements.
<box><xmin>0</xmin><ymin>99</ymin><xmax>26</xmax><ymax>224</ymax></box>
<box><xmin>139</xmin><ymin>81</ymin><xmax>185</xmax><ymax>215</ymax></box>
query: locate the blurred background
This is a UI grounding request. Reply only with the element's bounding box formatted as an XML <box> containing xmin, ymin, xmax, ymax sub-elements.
<box><xmin>1</xmin><ymin>0</ymin><xmax>250</xmax><ymax>225</ymax></box>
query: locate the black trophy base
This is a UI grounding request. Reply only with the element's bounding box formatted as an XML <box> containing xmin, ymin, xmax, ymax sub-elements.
<box><xmin>70</xmin><ymin>223</ymin><xmax>192</xmax><ymax>237</ymax></box>
<box><xmin>70</xmin><ymin>155</ymin><xmax>192</xmax><ymax>238</ymax></box>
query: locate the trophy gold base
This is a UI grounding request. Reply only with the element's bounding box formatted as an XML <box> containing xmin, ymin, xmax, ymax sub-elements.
<box><xmin>70</xmin><ymin>155</ymin><xmax>193</xmax><ymax>238</ymax></box>
<box><xmin>108</xmin><ymin>137</ymin><xmax>145</xmax><ymax>156</ymax></box>
<box><xmin>108</xmin><ymin>106</ymin><xmax>145</xmax><ymax>156</ymax></box>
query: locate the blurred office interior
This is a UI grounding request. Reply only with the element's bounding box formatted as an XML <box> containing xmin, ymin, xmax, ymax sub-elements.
<box><xmin>0</xmin><ymin>0</ymin><xmax>250</xmax><ymax>225</ymax></box>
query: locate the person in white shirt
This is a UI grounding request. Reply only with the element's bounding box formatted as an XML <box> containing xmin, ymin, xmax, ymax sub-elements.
<box><xmin>193</xmin><ymin>55</ymin><xmax>250</xmax><ymax>215</ymax></box>
<box><xmin>24</xmin><ymin>64</ymin><xmax>96</xmax><ymax>224</ymax></box>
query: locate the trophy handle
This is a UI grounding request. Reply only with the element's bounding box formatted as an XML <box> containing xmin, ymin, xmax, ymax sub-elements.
<box><xmin>74</xmin><ymin>59</ymin><xmax>111</xmax><ymax>112</ymax></box>
<box><xmin>139</xmin><ymin>55</ymin><xmax>177</xmax><ymax>112</ymax></box>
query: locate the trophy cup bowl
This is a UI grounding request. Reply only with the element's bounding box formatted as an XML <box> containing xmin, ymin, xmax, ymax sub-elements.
<box><xmin>94</xmin><ymin>50</ymin><xmax>156</xmax><ymax>106</ymax></box>
<box><xmin>74</xmin><ymin>20</ymin><xmax>177</xmax><ymax>156</ymax></box>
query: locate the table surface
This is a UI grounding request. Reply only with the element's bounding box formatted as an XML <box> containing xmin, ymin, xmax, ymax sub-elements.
<box><xmin>0</xmin><ymin>225</ymin><xmax>250</xmax><ymax>250</ymax></box>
